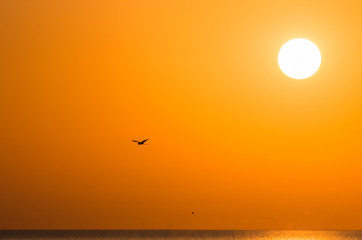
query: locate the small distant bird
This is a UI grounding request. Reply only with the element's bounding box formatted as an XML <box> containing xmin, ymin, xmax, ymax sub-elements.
<box><xmin>192</xmin><ymin>212</ymin><xmax>194</xmax><ymax>214</ymax></box>
<box><xmin>132</xmin><ymin>139</ymin><xmax>149</xmax><ymax>145</ymax></box>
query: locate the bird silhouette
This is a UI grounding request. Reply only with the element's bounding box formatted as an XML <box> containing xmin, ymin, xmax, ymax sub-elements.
<box><xmin>132</xmin><ymin>139</ymin><xmax>149</xmax><ymax>145</ymax></box>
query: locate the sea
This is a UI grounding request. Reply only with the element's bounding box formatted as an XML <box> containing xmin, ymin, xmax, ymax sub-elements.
<box><xmin>1</xmin><ymin>230</ymin><xmax>362</xmax><ymax>240</ymax></box>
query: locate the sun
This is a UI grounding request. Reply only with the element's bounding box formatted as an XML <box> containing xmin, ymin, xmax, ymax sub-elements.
<box><xmin>278</xmin><ymin>39</ymin><xmax>321</xmax><ymax>79</ymax></box>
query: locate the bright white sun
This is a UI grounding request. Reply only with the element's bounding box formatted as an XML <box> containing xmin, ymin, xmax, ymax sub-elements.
<box><xmin>278</xmin><ymin>39</ymin><xmax>321</xmax><ymax>79</ymax></box>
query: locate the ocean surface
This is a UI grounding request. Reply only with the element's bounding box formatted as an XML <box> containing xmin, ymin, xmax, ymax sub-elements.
<box><xmin>1</xmin><ymin>230</ymin><xmax>362</xmax><ymax>240</ymax></box>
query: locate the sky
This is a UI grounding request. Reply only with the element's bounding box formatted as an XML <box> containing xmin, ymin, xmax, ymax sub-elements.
<box><xmin>1</xmin><ymin>0</ymin><xmax>362</xmax><ymax>230</ymax></box>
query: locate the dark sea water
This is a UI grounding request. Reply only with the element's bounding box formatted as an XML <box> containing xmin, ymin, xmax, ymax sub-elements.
<box><xmin>1</xmin><ymin>230</ymin><xmax>362</xmax><ymax>240</ymax></box>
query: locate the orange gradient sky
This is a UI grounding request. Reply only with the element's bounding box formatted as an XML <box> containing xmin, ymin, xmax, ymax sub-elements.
<box><xmin>1</xmin><ymin>0</ymin><xmax>362</xmax><ymax>230</ymax></box>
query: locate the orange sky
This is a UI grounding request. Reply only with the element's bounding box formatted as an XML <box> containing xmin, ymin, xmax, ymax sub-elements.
<box><xmin>1</xmin><ymin>0</ymin><xmax>362</xmax><ymax>230</ymax></box>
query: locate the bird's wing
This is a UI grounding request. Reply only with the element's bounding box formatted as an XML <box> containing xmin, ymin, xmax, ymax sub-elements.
<box><xmin>141</xmin><ymin>139</ymin><xmax>149</xmax><ymax>143</ymax></box>
<box><xmin>132</xmin><ymin>140</ymin><xmax>140</xmax><ymax>143</ymax></box>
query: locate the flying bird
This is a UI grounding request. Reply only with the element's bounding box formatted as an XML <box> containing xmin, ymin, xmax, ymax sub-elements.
<box><xmin>132</xmin><ymin>139</ymin><xmax>149</xmax><ymax>145</ymax></box>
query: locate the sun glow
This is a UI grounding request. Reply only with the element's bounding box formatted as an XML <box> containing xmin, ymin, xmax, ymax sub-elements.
<box><xmin>278</xmin><ymin>39</ymin><xmax>321</xmax><ymax>79</ymax></box>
